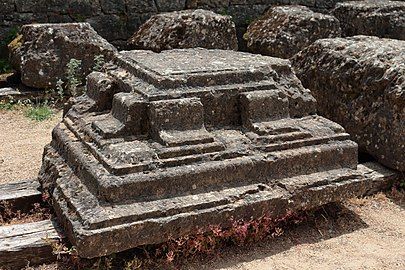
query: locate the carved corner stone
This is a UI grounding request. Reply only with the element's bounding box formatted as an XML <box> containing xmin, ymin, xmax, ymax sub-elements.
<box><xmin>39</xmin><ymin>48</ymin><xmax>397</xmax><ymax>258</ymax></box>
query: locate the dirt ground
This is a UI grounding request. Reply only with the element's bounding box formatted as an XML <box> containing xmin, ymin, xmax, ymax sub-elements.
<box><xmin>0</xmin><ymin>108</ymin><xmax>62</xmax><ymax>183</ymax></box>
<box><xmin>0</xmin><ymin>109</ymin><xmax>404</xmax><ymax>270</ymax></box>
<box><xmin>193</xmin><ymin>194</ymin><xmax>405</xmax><ymax>270</ymax></box>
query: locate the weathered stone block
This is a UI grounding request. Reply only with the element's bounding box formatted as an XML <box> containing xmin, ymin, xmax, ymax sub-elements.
<box><xmin>128</xmin><ymin>9</ymin><xmax>238</xmax><ymax>51</ymax></box>
<box><xmin>292</xmin><ymin>36</ymin><xmax>405</xmax><ymax>171</ymax></box>
<box><xmin>99</xmin><ymin>0</ymin><xmax>126</xmax><ymax>14</ymax></box>
<box><xmin>240</xmin><ymin>90</ymin><xmax>290</xmax><ymax>129</ymax></box>
<box><xmin>68</xmin><ymin>0</ymin><xmax>101</xmax><ymax>17</ymax></box>
<box><xmin>315</xmin><ymin>0</ymin><xmax>341</xmax><ymax>9</ymax></box>
<box><xmin>187</xmin><ymin>0</ymin><xmax>230</xmax><ymax>9</ymax></box>
<box><xmin>126</xmin><ymin>0</ymin><xmax>158</xmax><ymax>13</ymax></box>
<box><xmin>38</xmin><ymin>48</ymin><xmax>395</xmax><ymax>258</ymax></box>
<box><xmin>86</xmin><ymin>14</ymin><xmax>128</xmax><ymax>40</ymax></box>
<box><xmin>86</xmin><ymin>72</ymin><xmax>118</xmax><ymax>111</ymax></box>
<box><xmin>333</xmin><ymin>0</ymin><xmax>405</xmax><ymax>40</ymax></box>
<box><xmin>155</xmin><ymin>0</ymin><xmax>186</xmax><ymax>12</ymax></box>
<box><xmin>245</xmin><ymin>5</ymin><xmax>341</xmax><ymax>58</ymax></box>
<box><xmin>9</xmin><ymin>23</ymin><xmax>117</xmax><ymax>89</ymax></box>
<box><xmin>228</xmin><ymin>4</ymin><xmax>267</xmax><ymax>26</ymax></box>
<box><xmin>15</xmin><ymin>0</ymin><xmax>69</xmax><ymax>13</ymax></box>
<box><xmin>0</xmin><ymin>0</ymin><xmax>16</xmax><ymax>15</ymax></box>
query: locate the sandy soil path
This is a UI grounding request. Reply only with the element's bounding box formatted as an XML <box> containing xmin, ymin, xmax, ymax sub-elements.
<box><xmin>0</xmin><ymin>109</ymin><xmax>62</xmax><ymax>183</ymax></box>
<box><xmin>189</xmin><ymin>194</ymin><xmax>405</xmax><ymax>270</ymax></box>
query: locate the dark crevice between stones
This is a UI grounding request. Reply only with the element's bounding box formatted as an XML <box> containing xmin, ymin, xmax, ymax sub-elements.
<box><xmin>358</xmin><ymin>152</ymin><xmax>377</xmax><ymax>164</ymax></box>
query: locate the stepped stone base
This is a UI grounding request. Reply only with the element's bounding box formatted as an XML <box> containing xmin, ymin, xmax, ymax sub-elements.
<box><xmin>43</xmin><ymin>145</ymin><xmax>395</xmax><ymax>258</ymax></box>
<box><xmin>39</xmin><ymin>48</ymin><xmax>396</xmax><ymax>258</ymax></box>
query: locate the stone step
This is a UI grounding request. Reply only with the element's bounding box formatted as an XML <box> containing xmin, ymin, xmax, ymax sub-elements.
<box><xmin>52</xmin><ymin>161</ymin><xmax>397</xmax><ymax>258</ymax></box>
<box><xmin>57</xmin><ymin>161</ymin><xmax>396</xmax><ymax>231</ymax></box>
<box><xmin>0</xmin><ymin>179</ymin><xmax>42</xmax><ymax>210</ymax></box>
<box><xmin>52</xmin><ymin>121</ymin><xmax>358</xmax><ymax>203</ymax></box>
<box><xmin>0</xmin><ymin>220</ymin><xmax>60</xmax><ymax>269</ymax></box>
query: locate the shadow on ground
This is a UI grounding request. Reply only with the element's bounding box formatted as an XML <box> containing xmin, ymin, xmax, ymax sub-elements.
<box><xmin>184</xmin><ymin>202</ymin><xmax>368</xmax><ymax>270</ymax></box>
<box><xmin>387</xmin><ymin>187</ymin><xmax>405</xmax><ymax>209</ymax></box>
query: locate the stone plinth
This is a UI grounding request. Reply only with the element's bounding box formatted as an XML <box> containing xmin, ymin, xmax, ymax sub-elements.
<box><xmin>39</xmin><ymin>48</ymin><xmax>396</xmax><ymax>258</ymax></box>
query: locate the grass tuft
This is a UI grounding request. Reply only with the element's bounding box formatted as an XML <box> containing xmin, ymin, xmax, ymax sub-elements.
<box><xmin>24</xmin><ymin>104</ymin><xmax>54</xmax><ymax>121</ymax></box>
<box><xmin>0</xmin><ymin>101</ymin><xmax>15</xmax><ymax>110</ymax></box>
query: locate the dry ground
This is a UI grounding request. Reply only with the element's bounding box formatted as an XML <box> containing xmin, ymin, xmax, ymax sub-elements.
<box><xmin>0</xmin><ymin>108</ymin><xmax>62</xmax><ymax>183</ymax></box>
<box><xmin>0</xmin><ymin>109</ymin><xmax>404</xmax><ymax>270</ymax></box>
<box><xmin>195</xmin><ymin>194</ymin><xmax>405</xmax><ymax>270</ymax></box>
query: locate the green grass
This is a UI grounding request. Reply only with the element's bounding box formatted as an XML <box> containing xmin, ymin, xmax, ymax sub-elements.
<box><xmin>0</xmin><ymin>101</ymin><xmax>15</xmax><ymax>110</ymax></box>
<box><xmin>24</xmin><ymin>105</ymin><xmax>54</xmax><ymax>121</ymax></box>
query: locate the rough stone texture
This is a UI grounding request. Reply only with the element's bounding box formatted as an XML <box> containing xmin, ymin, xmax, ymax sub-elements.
<box><xmin>333</xmin><ymin>0</ymin><xmax>405</xmax><ymax>40</ymax></box>
<box><xmin>1</xmin><ymin>0</ymin><xmax>350</xmax><ymax>48</ymax></box>
<box><xmin>8</xmin><ymin>23</ymin><xmax>117</xmax><ymax>89</ymax></box>
<box><xmin>292</xmin><ymin>36</ymin><xmax>405</xmax><ymax>171</ymax></box>
<box><xmin>127</xmin><ymin>9</ymin><xmax>238</xmax><ymax>51</ymax></box>
<box><xmin>38</xmin><ymin>48</ymin><xmax>396</xmax><ymax>258</ymax></box>
<box><xmin>245</xmin><ymin>5</ymin><xmax>341</xmax><ymax>58</ymax></box>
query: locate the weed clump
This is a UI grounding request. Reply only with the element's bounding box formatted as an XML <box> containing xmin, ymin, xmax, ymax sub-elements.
<box><xmin>93</xmin><ymin>54</ymin><xmax>106</xmax><ymax>72</ymax></box>
<box><xmin>24</xmin><ymin>104</ymin><xmax>53</xmax><ymax>121</ymax></box>
<box><xmin>0</xmin><ymin>200</ymin><xmax>51</xmax><ymax>226</ymax></box>
<box><xmin>66</xmin><ymin>59</ymin><xmax>83</xmax><ymax>96</ymax></box>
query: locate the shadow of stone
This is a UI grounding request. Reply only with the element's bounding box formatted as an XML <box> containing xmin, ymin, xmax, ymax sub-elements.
<box><xmin>386</xmin><ymin>188</ymin><xmax>405</xmax><ymax>210</ymax></box>
<box><xmin>46</xmin><ymin>202</ymin><xmax>370</xmax><ymax>270</ymax></box>
<box><xmin>183</xmin><ymin>202</ymin><xmax>369</xmax><ymax>270</ymax></box>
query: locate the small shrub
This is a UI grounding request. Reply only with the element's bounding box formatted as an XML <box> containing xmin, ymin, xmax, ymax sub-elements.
<box><xmin>93</xmin><ymin>54</ymin><xmax>106</xmax><ymax>72</ymax></box>
<box><xmin>25</xmin><ymin>104</ymin><xmax>53</xmax><ymax>121</ymax></box>
<box><xmin>44</xmin><ymin>79</ymin><xmax>66</xmax><ymax>105</ymax></box>
<box><xmin>56</xmin><ymin>79</ymin><xmax>65</xmax><ymax>100</ymax></box>
<box><xmin>66</xmin><ymin>58</ymin><xmax>82</xmax><ymax>96</ymax></box>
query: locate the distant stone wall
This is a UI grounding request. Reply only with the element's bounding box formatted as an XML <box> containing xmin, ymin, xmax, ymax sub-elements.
<box><xmin>1</xmin><ymin>0</ymin><xmax>349</xmax><ymax>50</ymax></box>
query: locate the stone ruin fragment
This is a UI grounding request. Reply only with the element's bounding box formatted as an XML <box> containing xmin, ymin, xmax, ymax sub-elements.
<box><xmin>244</xmin><ymin>5</ymin><xmax>341</xmax><ymax>58</ymax></box>
<box><xmin>292</xmin><ymin>36</ymin><xmax>405</xmax><ymax>171</ymax></box>
<box><xmin>127</xmin><ymin>9</ymin><xmax>238</xmax><ymax>52</ymax></box>
<box><xmin>333</xmin><ymin>0</ymin><xmax>405</xmax><ymax>40</ymax></box>
<box><xmin>8</xmin><ymin>23</ymin><xmax>117</xmax><ymax>90</ymax></box>
<box><xmin>39</xmin><ymin>48</ymin><xmax>396</xmax><ymax>258</ymax></box>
